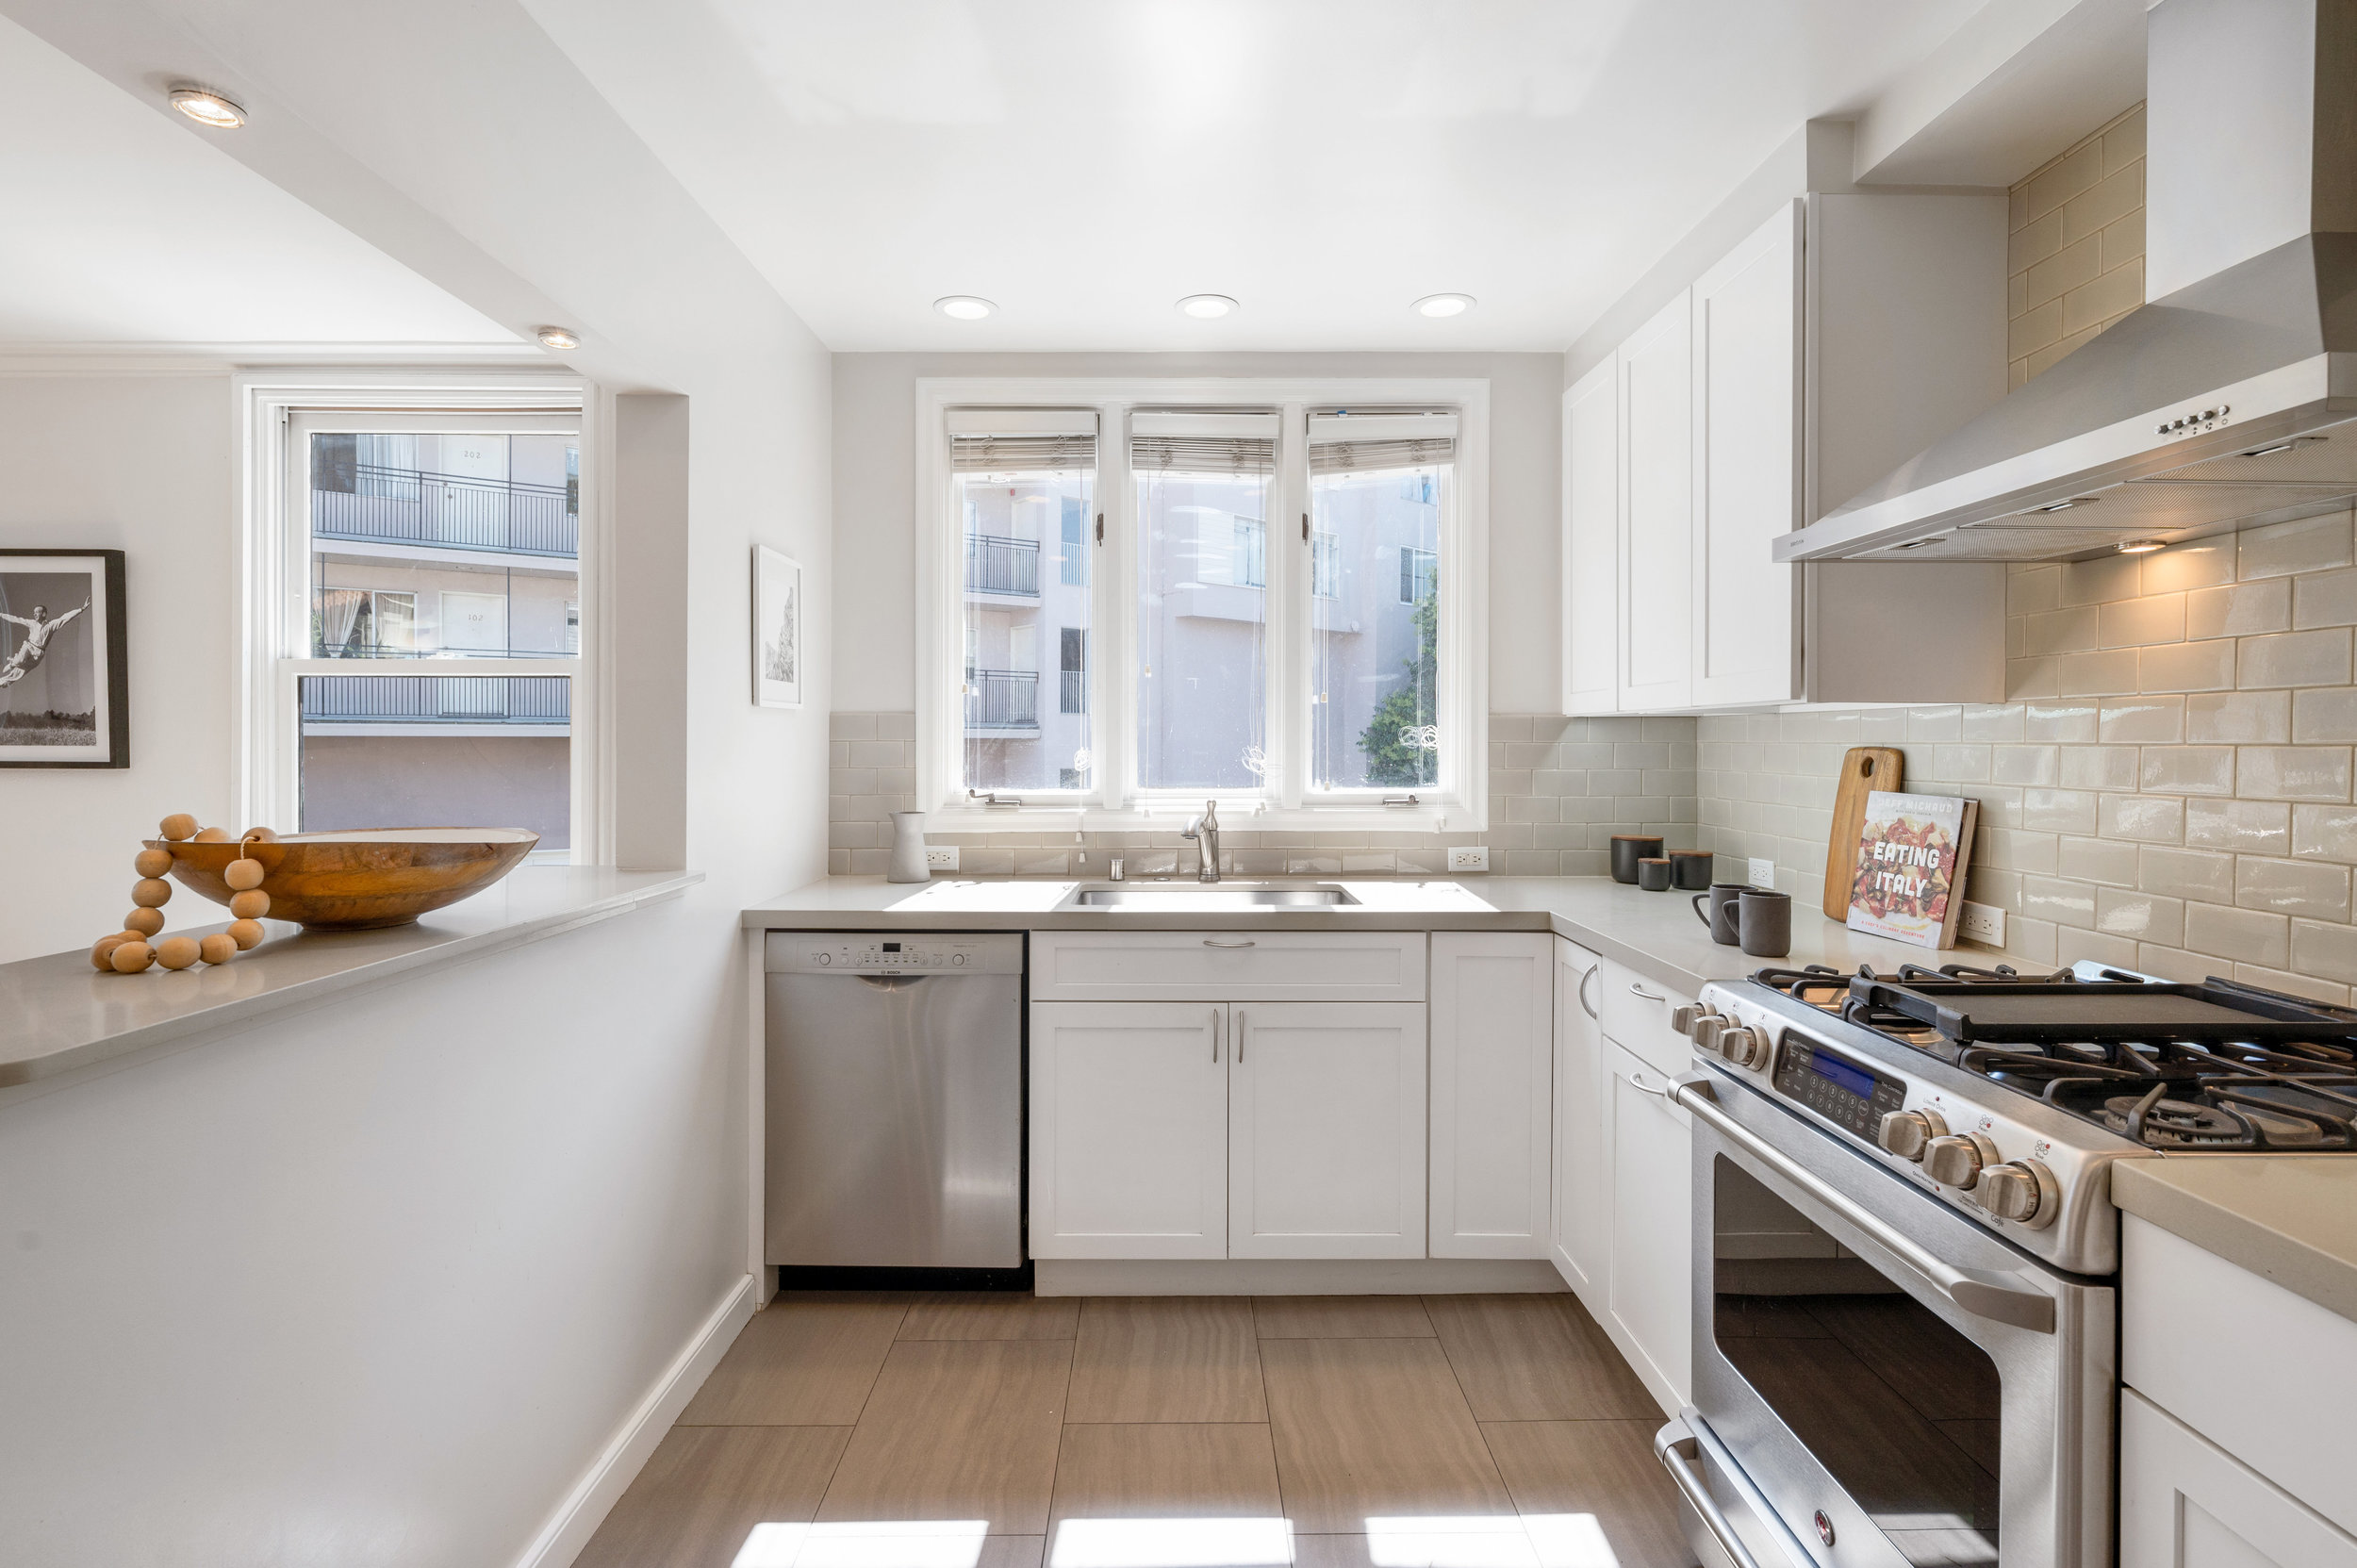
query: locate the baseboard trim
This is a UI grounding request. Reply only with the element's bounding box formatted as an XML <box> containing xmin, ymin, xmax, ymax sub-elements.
<box><xmin>1033</xmin><ymin>1257</ymin><xmax>1566</xmax><ymax>1296</ymax></box>
<box><xmin>509</xmin><ymin>1273</ymin><xmax>758</xmax><ymax>1568</ymax></box>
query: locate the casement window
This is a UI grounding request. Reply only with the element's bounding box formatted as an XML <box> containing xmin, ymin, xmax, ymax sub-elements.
<box><xmin>239</xmin><ymin>380</ymin><xmax>594</xmax><ymax>860</ymax></box>
<box><xmin>916</xmin><ymin>380</ymin><xmax>1485</xmax><ymax>831</ymax></box>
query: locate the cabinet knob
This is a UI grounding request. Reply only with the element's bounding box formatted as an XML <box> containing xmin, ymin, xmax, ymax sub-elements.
<box><xmin>1922</xmin><ymin>1132</ymin><xmax>1992</xmax><ymax>1189</ymax></box>
<box><xmin>1876</xmin><ymin>1109</ymin><xmax>1948</xmax><ymax>1161</ymax></box>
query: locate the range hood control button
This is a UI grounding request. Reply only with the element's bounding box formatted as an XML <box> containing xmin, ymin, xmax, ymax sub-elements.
<box><xmin>1877</xmin><ymin>1109</ymin><xmax>1948</xmax><ymax>1161</ymax></box>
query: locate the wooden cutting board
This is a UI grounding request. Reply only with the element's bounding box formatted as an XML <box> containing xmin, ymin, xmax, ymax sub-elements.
<box><xmin>1822</xmin><ymin>747</ymin><xmax>1904</xmax><ymax>921</ymax></box>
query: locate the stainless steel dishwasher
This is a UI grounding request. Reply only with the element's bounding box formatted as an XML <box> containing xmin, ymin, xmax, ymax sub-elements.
<box><xmin>764</xmin><ymin>933</ymin><xmax>1024</xmax><ymax>1273</ymax></box>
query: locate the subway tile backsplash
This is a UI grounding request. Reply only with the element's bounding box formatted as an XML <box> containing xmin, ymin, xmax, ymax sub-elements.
<box><xmin>826</xmin><ymin>712</ymin><xmax>1698</xmax><ymax>879</ymax></box>
<box><xmin>1701</xmin><ymin>513</ymin><xmax>2357</xmax><ymax>1003</ymax></box>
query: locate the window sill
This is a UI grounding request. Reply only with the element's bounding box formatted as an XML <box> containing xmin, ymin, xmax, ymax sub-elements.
<box><xmin>919</xmin><ymin>803</ymin><xmax>1478</xmax><ymax>835</ymax></box>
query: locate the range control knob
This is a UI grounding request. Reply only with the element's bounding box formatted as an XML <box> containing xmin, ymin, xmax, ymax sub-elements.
<box><xmin>1922</xmin><ymin>1132</ymin><xmax>1997</xmax><ymax>1189</ymax></box>
<box><xmin>1692</xmin><ymin>1015</ymin><xmax>1725</xmax><ymax>1050</ymax></box>
<box><xmin>1718</xmin><ymin>1026</ymin><xmax>1767</xmax><ymax>1067</ymax></box>
<box><xmin>1876</xmin><ymin>1109</ymin><xmax>1949</xmax><ymax>1161</ymax></box>
<box><xmin>1977</xmin><ymin>1160</ymin><xmax>2057</xmax><ymax>1227</ymax></box>
<box><xmin>1673</xmin><ymin>1004</ymin><xmax>1719</xmax><ymax>1038</ymax></box>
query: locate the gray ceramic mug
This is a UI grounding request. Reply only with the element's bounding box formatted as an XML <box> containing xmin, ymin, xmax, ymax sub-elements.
<box><xmin>1693</xmin><ymin>883</ymin><xmax>1749</xmax><ymax>946</ymax></box>
<box><xmin>1739</xmin><ymin>889</ymin><xmax>1793</xmax><ymax>958</ymax></box>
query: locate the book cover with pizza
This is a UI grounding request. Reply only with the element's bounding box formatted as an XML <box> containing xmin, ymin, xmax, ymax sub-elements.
<box><xmin>1845</xmin><ymin>790</ymin><xmax>1979</xmax><ymax>949</ymax></box>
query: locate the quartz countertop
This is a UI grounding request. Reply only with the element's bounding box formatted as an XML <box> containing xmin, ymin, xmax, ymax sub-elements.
<box><xmin>741</xmin><ymin>874</ymin><xmax>2037</xmax><ymax>997</ymax></box>
<box><xmin>2113</xmin><ymin>1159</ymin><xmax>2357</xmax><ymax>1323</ymax></box>
<box><xmin>2</xmin><ymin>867</ymin><xmax>703</xmax><ymax>1091</ymax></box>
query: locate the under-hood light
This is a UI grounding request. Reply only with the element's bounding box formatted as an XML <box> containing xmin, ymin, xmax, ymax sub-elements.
<box><xmin>2117</xmin><ymin>538</ymin><xmax>2167</xmax><ymax>553</ymax></box>
<box><xmin>2028</xmin><ymin>496</ymin><xmax>2102</xmax><ymax>515</ymax></box>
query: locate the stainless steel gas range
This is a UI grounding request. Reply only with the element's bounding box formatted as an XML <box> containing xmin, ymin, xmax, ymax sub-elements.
<box><xmin>1650</xmin><ymin>960</ymin><xmax>2357</xmax><ymax>1568</ymax></box>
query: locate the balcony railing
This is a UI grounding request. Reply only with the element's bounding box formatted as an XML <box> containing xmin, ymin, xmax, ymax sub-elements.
<box><xmin>1060</xmin><ymin>668</ymin><xmax>1085</xmax><ymax>714</ymax></box>
<box><xmin>314</xmin><ymin>463</ymin><xmax>579</xmax><ymax>558</ymax></box>
<box><xmin>964</xmin><ymin>668</ymin><xmax>1038</xmax><ymax>731</ymax></box>
<box><xmin>965</xmin><ymin>534</ymin><xmax>1041</xmax><ymax>598</ymax></box>
<box><xmin>302</xmin><ymin>675</ymin><xmax>570</xmax><ymax>725</ymax></box>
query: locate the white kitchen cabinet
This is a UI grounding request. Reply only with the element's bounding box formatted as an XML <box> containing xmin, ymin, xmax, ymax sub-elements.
<box><xmin>1605</xmin><ymin>1034</ymin><xmax>1691</xmax><ymax>1412</ymax></box>
<box><xmin>2121</xmin><ymin>1388</ymin><xmax>2357</xmax><ymax>1568</ymax></box>
<box><xmin>1029</xmin><ymin>930</ymin><xmax>1426</xmax><ymax>1002</ymax></box>
<box><xmin>1428</xmin><ymin>933</ymin><xmax>1553</xmax><ymax>1259</ymax></box>
<box><xmin>1228</xmin><ymin>1003</ymin><xmax>1426</xmax><ymax>1260</ymax></box>
<box><xmin>1616</xmin><ymin>291</ymin><xmax>1694</xmax><ymax>711</ymax></box>
<box><xmin>1551</xmin><ymin>938</ymin><xmax>1607</xmax><ymax>1303</ymax></box>
<box><xmin>1030</xmin><ymin>1001</ymin><xmax>1228</xmax><ymax>1259</ymax></box>
<box><xmin>1561</xmin><ymin>355</ymin><xmax>1620</xmax><ymax>716</ymax></box>
<box><xmin>1597</xmin><ymin>956</ymin><xmax>1697</xmax><ymax>1079</ymax></box>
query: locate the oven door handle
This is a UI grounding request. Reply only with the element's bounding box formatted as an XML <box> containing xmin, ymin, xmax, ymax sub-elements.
<box><xmin>1656</xmin><ymin>1419</ymin><xmax>1771</xmax><ymax>1568</ymax></box>
<box><xmin>1672</xmin><ymin>1075</ymin><xmax>2057</xmax><ymax>1334</ymax></box>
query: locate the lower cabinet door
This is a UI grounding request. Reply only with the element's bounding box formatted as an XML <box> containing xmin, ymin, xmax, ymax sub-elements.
<box><xmin>1429</xmin><ymin>932</ymin><xmax>1554</xmax><ymax>1259</ymax></box>
<box><xmin>1030</xmin><ymin>1001</ymin><xmax>1228</xmax><ymax>1259</ymax></box>
<box><xmin>1606</xmin><ymin>1035</ymin><xmax>1690</xmax><ymax>1411</ymax></box>
<box><xmin>2122</xmin><ymin>1388</ymin><xmax>2357</xmax><ymax>1568</ymax></box>
<box><xmin>1229</xmin><ymin>1002</ymin><xmax>1427</xmax><ymax>1260</ymax></box>
<box><xmin>1553</xmin><ymin>939</ymin><xmax>1607</xmax><ymax>1305</ymax></box>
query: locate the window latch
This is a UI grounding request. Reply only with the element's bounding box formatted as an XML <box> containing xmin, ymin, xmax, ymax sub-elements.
<box><xmin>1095</xmin><ymin>512</ymin><xmax>1104</xmax><ymax>545</ymax></box>
<box><xmin>1381</xmin><ymin>794</ymin><xmax>1421</xmax><ymax>807</ymax></box>
<box><xmin>1301</xmin><ymin>512</ymin><xmax>1309</xmax><ymax>543</ymax></box>
<box><xmin>968</xmin><ymin>789</ymin><xmax>1024</xmax><ymax>807</ymax></box>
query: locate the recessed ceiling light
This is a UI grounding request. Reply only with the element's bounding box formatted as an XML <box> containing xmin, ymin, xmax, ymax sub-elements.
<box><xmin>2117</xmin><ymin>538</ymin><xmax>2167</xmax><ymax>553</ymax></box>
<box><xmin>168</xmin><ymin>86</ymin><xmax>245</xmax><ymax>128</ymax></box>
<box><xmin>535</xmin><ymin>326</ymin><xmax>582</xmax><ymax>351</ymax></box>
<box><xmin>934</xmin><ymin>296</ymin><xmax>997</xmax><ymax>321</ymax></box>
<box><xmin>1414</xmin><ymin>293</ymin><xmax>1476</xmax><ymax>318</ymax></box>
<box><xmin>1177</xmin><ymin>294</ymin><xmax>1239</xmax><ymax>320</ymax></box>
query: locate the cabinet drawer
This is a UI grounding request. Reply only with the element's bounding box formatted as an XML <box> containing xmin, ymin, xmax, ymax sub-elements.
<box><xmin>1030</xmin><ymin>931</ymin><xmax>1427</xmax><ymax>1001</ymax></box>
<box><xmin>1597</xmin><ymin>956</ymin><xmax>1696</xmax><ymax>1078</ymax></box>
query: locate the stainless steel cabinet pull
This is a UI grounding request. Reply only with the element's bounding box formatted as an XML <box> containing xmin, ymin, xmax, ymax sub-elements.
<box><xmin>1658</xmin><ymin>1426</ymin><xmax>1770</xmax><ymax>1568</ymax></box>
<box><xmin>1211</xmin><ymin>1008</ymin><xmax>1220</xmax><ymax>1063</ymax></box>
<box><xmin>1202</xmin><ymin>938</ymin><xmax>1257</xmax><ymax>949</ymax></box>
<box><xmin>1673</xmin><ymin>1075</ymin><xmax>2057</xmax><ymax>1334</ymax></box>
<box><xmin>1627</xmin><ymin>1072</ymin><xmax>1671</xmax><ymax>1099</ymax></box>
<box><xmin>1577</xmin><ymin>965</ymin><xmax>1599</xmax><ymax>1019</ymax></box>
<box><xmin>1627</xmin><ymin>982</ymin><xmax>1666</xmax><ymax>1001</ymax></box>
<box><xmin>1236</xmin><ymin>1010</ymin><xmax>1245</xmax><ymax>1063</ymax></box>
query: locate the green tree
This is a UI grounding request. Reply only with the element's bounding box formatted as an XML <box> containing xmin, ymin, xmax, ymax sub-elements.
<box><xmin>1358</xmin><ymin>578</ymin><xmax>1438</xmax><ymax>786</ymax></box>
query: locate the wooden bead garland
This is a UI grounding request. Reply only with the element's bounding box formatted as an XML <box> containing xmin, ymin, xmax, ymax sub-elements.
<box><xmin>89</xmin><ymin>814</ymin><xmax>274</xmax><ymax>975</ymax></box>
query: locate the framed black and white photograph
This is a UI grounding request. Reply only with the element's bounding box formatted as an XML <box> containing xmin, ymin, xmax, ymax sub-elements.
<box><xmin>752</xmin><ymin>544</ymin><xmax>802</xmax><ymax>709</ymax></box>
<box><xmin>1</xmin><ymin>549</ymin><xmax>128</xmax><ymax>768</ymax></box>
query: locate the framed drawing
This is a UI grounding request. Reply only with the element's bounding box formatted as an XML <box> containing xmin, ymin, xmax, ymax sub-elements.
<box><xmin>752</xmin><ymin>545</ymin><xmax>802</xmax><ymax>709</ymax></box>
<box><xmin>1</xmin><ymin>549</ymin><xmax>128</xmax><ymax>768</ymax></box>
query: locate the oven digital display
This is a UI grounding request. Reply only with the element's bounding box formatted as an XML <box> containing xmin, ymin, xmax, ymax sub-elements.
<box><xmin>1772</xmin><ymin>1038</ymin><xmax>1906</xmax><ymax>1139</ymax></box>
<box><xmin>1808</xmin><ymin>1049</ymin><xmax>1876</xmax><ymax>1100</ymax></box>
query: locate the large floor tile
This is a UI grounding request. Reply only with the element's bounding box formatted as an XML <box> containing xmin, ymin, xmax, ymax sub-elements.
<box><xmin>1481</xmin><ymin>1420</ymin><xmax>1700</xmax><ymax>1568</ymax></box>
<box><xmin>898</xmin><ymin>1291</ymin><xmax>1081</xmax><ymax>1341</ymax></box>
<box><xmin>816</xmin><ymin>1339</ymin><xmax>1072</xmax><ymax>1534</ymax></box>
<box><xmin>1067</xmin><ymin>1297</ymin><xmax>1267</xmax><ymax>1423</ymax></box>
<box><xmin>1258</xmin><ymin>1336</ymin><xmax>1512</xmax><ymax>1534</ymax></box>
<box><xmin>1049</xmin><ymin>1423</ymin><xmax>1283</xmax><ymax>1529</ymax></box>
<box><xmin>1421</xmin><ymin>1293</ymin><xmax>1657</xmax><ymax>1421</ymax></box>
<box><xmin>1251</xmin><ymin>1295</ymin><xmax>1434</xmax><ymax>1339</ymax></box>
<box><xmin>574</xmin><ymin>1425</ymin><xmax>850</xmax><ymax>1568</ymax></box>
<box><xmin>680</xmin><ymin>1293</ymin><xmax>909</xmax><ymax>1426</ymax></box>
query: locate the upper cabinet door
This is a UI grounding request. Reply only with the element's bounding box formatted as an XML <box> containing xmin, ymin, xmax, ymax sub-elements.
<box><xmin>1561</xmin><ymin>355</ymin><xmax>1620</xmax><ymax>715</ymax></box>
<box><xmin>1691</xmin><ymin>201</ymin><xmax>1805</xmax><ymax>707</ymax></box>
<box><xmin>1617</xmin><ymin>292</ymin><xmax>1693</xmax><ymax>711</ymax></box>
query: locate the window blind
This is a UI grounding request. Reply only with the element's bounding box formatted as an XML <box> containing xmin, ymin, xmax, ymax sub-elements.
<box><xmin>1130</xmin><ymin>411</ymin><xmax>1279</xmax><ymax>476</ymax></box>
<box><xmin>946</xmin><ymin>409</ymin><xmax>1096</xmax><ymax>473</ymax></box>
<box><xmin>1307</xmin><ymin>411</ymin><xmax>1459</xmax><ymax>475</ymax></box>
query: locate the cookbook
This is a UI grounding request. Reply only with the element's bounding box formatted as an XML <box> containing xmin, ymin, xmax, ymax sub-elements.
<box><xmin>1844</xmin><ymin>790</ymin><xmax>1979</xmax><ymax>949</ymax></box>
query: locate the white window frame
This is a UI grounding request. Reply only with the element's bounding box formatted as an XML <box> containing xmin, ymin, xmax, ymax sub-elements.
<box><xmin>915</xmin><ymin>377</ymin><xmax>1488</xmax><ymax>834</ymax></box>
<box><xmin>235</xmin><ymin>371</ymin><xmax>601</xmax><ymax>861</ymax></box>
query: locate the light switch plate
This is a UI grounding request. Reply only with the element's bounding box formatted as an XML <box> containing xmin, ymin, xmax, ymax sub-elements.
<box><xmin>1749</xmin><ymin>857</ymin><xmax>1775</xmax><ymax>890</ymax></box>
<box><xmin>1958</xmin><ymin>900</ymin><xmax>2005</xmax><ymax>946</ymax></box>
<box><xmin>926</xmin><ymin>847</ymin><xmax>960</xmax><ymax>870</ymax></box>
<box><xmin>1447</xmin><ymin>845</ymin><xmax>1490</xmax><ymax>872</ymax></box>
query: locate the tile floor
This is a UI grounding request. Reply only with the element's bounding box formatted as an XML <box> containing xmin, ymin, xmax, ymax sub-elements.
<box><xmin>577</xmin><ymin>1290</ymin><xmax>1698</xmax><ymax>1568</ymax></box>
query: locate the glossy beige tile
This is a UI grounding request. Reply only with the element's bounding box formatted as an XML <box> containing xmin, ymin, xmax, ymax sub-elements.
<box><xmin>2235</xmin><ymin>747</ymin><xmax>2354</xmax><ymax>802</ymax></box>
<box><xmin>2095</xmin><ymin>888</ymin><xmax>2184</xmax><ymax>947</ymax></box>
<box><xmin>816</xmin><ymin>1340</ymin><xmax>1071</xmax><ymax>1534</ymax></box>
<box><xmin>898</xmin><ymin>1293</ymin><xmax>1080</xmax><ymax>1341</ymax></box>
<box><xmin>2295</xmin><ymin>688</ymin><xmax>2357</xmax><ymax>742</ymax></box>
<box><xmin>1252</xmin><ymin>1296</ymin><xmax>1434</xmax><ymax>1339</ymax></box>
<box><xmin>1258</xmin><ymin>1336</ymin><xmax>1513</xmax><ymax>1534</ymax></box>
<box><xmin>2137</xmin><ymin>746</ymin><xmax>2234</xmax><ymax>796</ymax></box>
<box><xmin>2184</xmin><ymin>902</ymin><xmax>2292</xmax><ymax>968</ymax></box>
<box><xmin>679</xmin><ymin>1294</ymin><xmax>909</xmax><ymax>1427</ymax></box>
<box><xmin>1067</xmin><ymin>1297</ymin><xmax>1266</xmax><ymax>1423</ymax></box>
<box><xmin>1047</xmin><ymin>1424</ymin><xmax>1282</xmax><ymax>1528</ymax></box>
<box><xmin>2137</xmin><ymin>846</ymin><xmax>2238</xmax><ymax>905</ymax></box>
<box><xmin>2291</xmin><ymin>803</ymin><xmax>2357</xmax><ymax>864</ymax></box>
<box><xmin>2185</xmin><ymin>799</ymin><xmax>2291</xmax><ymax>856</ymax></box>
<box><xmin>2185</xmin><ymin>690</ymin><xmax>2291</xmax><ymax>744</ymax></box>
<box><xmin>2185</xmin><ymin>579</ymin><xmax>2290</xmax><ymax>639</ymax></box>
<box><xmin>2239</xmin><ymin>512</ymin><xmax>2354</xmax><ymax>580</ymax></box>
<box><xmin>2096</xmin><ymin>697</ymin><xmax>2183</xmax><ymax>743</ymax></box>
<box><xmin>1482</xmin><ymin>1419</ymin><xmax>1703</xmax><ymax>1568</ymax></box>
<box><xmin>2238</xmin><ymin>628</ymin><xmax>2353</xmax><ymax>688</ymax></box>
<box><xmin>575</xmin><ymin>1426</ymin><xmax>850</xmax><ymax>1568</ymax></box>
<box><xmin>2234</xmin><ymin>856</ymin><xmax>2352</xmax><ymax>921</ymax></box>
<box><xmin>1420</xmin><ymin>1293</ymin><xmax>1656</xmax><ymax>1422</ymax></box>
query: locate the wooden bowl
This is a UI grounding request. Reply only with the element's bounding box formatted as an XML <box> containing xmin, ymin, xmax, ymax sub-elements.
<box><xmin>155</xmin><ymin>829</ymin><xmax>540</xmax><ymax>931</ymax></box>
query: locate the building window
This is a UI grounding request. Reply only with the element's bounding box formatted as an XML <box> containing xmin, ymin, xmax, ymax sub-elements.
<box><xmin>918</xmin><ymin>384</ymin><xmax>1483</xmax><ymax>828</ymax></box>
<box><xmin>279</xmin><ymin>409</ymin><xmax>585</xmax><ymax>853</ymax></box>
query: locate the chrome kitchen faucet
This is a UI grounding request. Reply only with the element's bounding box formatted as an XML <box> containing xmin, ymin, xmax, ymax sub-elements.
<box><xmin>1180</xmin><ymin>800</ymin><xmax>1221</xmax><ymax>882</ymax></box>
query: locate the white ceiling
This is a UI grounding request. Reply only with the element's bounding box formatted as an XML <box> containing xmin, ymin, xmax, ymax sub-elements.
<box><xmin>527</xmin><ymin>0</ymin><xmax>1990</xmax><ymax>352</ymax></box>
<box><xmin>0</xmin><ymin>11</ymin><xmax>521</xmax><ymax>348</ymax></box>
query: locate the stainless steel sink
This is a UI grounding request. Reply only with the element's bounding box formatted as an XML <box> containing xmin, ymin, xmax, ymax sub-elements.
<box><xmin>1066</xmin><ymin>883</ymin><xmax>1360</xmax><ymax>909</ymax></box>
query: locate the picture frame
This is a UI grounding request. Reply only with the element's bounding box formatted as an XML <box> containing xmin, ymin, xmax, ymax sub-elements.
<box><xmin>1</xmin><ymin>549</ymin><xmax>128</xmax><ymax>768</ymax></box>
<box><xmin>752</xmin><ymin>544</ymin><xmax>802</xmax><ymax>709</ymax></box>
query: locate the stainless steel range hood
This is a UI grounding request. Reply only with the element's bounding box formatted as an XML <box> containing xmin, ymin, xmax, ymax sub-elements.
<box><xmin>1777</xmin><ymin>0</ymin><xmax>2357</xmax><ymax>563</ymax></box>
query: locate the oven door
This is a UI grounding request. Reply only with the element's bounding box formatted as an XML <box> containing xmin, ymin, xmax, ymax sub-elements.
<box><xmin>1673</xmin><ymin>1068</ymin><xmax>2113</xmax><ymax>1568</ymax></box>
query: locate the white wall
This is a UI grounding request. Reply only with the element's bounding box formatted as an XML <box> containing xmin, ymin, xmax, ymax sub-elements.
<box><xmin>832</xmin><ymin>351</ymin><xmax>1566</xmax><ymax>716</ymax></box>
<box><xmin>0</xmin><ymin>372</ymin><xmax>234</xmax><ymax>965</ymax></box>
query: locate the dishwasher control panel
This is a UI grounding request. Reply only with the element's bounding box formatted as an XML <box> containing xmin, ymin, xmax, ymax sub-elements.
<box><xmin>764</xmin><ymin>932</ymin><xmax>1024</xmax><ymax>975</ymax></box>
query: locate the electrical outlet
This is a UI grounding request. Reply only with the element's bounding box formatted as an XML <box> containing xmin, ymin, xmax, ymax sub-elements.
<box><xmin>1958</xmin><ymin>900</ymin><xmax>2005</xmax><ymax>946</ymax></box>
<box><xmin>1748</xmin><ymin>857</ymin><xmax>1775</xmax><ymax>890</ymax></box>
<box><xmin>925</xmin><ymin>846</ymin><xmax>960</xmax><ymax>871</ymax></box>
<box><xmin>1446</xmin><ymin>845</ymin><xmax>1490</xmax><ymax>872</ymax></box>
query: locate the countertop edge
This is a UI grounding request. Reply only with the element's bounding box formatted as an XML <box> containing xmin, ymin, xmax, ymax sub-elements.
<box><xmin>4</xmin><ymin>870</ymin><xmax>704</xmax><ymax>1090</ymax></box>
<box><xmin>2111</xmin><ymin>1162</ymin><xmax>2357</xmax><ymax>1325</ymax></box>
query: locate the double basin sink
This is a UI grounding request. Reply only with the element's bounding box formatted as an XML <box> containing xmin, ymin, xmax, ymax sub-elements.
<box><xmin>1060</xmin><ymin>883</ymin><xmax>1360</xmax><ymax>910</ymax></box>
